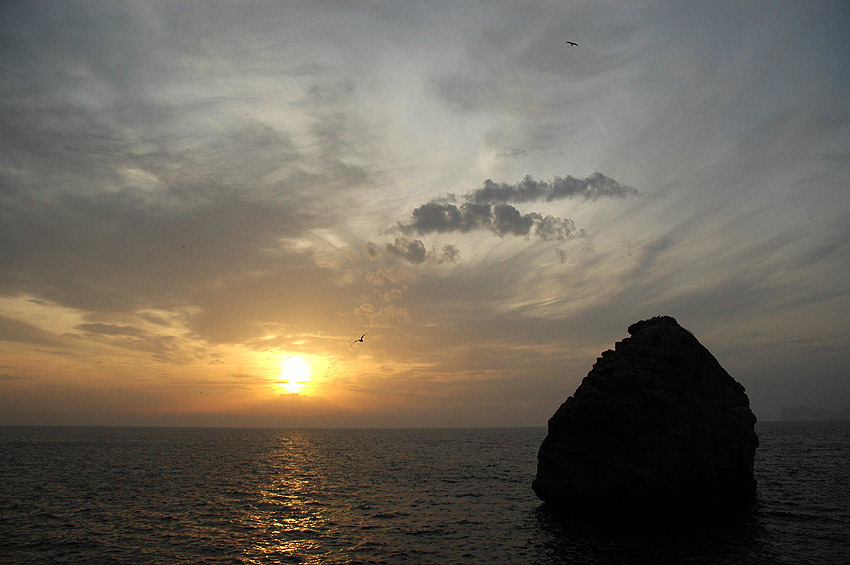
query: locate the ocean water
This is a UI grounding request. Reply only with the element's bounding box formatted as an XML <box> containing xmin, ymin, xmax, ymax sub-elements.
<box><xmin>1</xmin><ymin>422</ymin><xmax>848</xmax><ymax>564</ymax></box>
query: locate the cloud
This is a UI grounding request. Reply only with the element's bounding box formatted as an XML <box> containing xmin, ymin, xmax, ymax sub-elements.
<box><xmin>491</xmin><ymin>204</ymin><xmax>534</xmax><ymax>236</ymax></box>
<box><xmin>0</xmin><ymin>3</ymin><xmax>377</xmax><ymax>348</ymax></box>
<box><xmin>76</xmin><ymin>323</ymin><xmax>146</xmax><ymax>337</ymax></box>
<box><xmin>398</xmin><ymin>201</ymin><xmax>536</xmax><ymax>239</ymax></box>
<box><xmin>402</xmin><ymin>201</ymin><xmax>488</xmax><ymax>234</ymax></box>
<box><xmin>531</xmin><ymin>214</ymin><xmax>584</xmax><ymax>242</ymax></box>
<box><xmin>369</xmin><ymin>239</ymin><xmax>461</xmax><ymax>265</ymax></box>
<box><xmin>392</xmin><ymin>173</ymin><xmax>628</xmax><ymax>243</ymax></box>
<box><xmin>137</xmin><ymin>312</ymin><xmax>171</xmax><ymax>326</ymax></box>
<box><xmin>386</xmin><ymin>237</ymin><xmax>427</xmax><ymax>264</ymax></box>
<box><xmin>1</xmin><ymin>2</ymin><xmax>846</xmax><ymax>427</ymax></box>
<box><xmin>436</xmin><ymin>244</ymin><xmax>460</xmax><ymax>264</ymax></box>
<box><xmin>354</xmin><ymin>302</ymin><xmax>411</xmax><ymax>327</ymax></box>
<box><xmin>70</xmin><ymin>321</ymin><xmax>200</xmax><ymax>364</ymax></box>
<box><xmin>468</xmin><ymin>173</ymin><xmax>638</xmax><ymax>204</ymax></box>
<box><xmin>555</xmin><ymin>248</ymin><xmax>567</xmax><ymax>263</ymax></box>
<box><xmin>365</xmin><ymin>265</ymin><xmax>418</xmax><ymax>287</ymax></box>
<box><xmin>364</xmin><ymin>242</ymin><xmax>379</xmax><ymax>258</ymax></box>
<box><xmin>0</xmin><ymin>315</ymin><xmax>62</xmax><ymax>346</ymax></box>
<box><xmin>0</xmin><ymin>373</ymin><xmax>29</xmax><ymax>382</ymax></box>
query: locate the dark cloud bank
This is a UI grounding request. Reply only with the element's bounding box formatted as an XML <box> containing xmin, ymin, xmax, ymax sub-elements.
<box><xmin>468</xmin><ymin>172</ymin><xmax>637</xmax><ymax>204</ymax></box>
<box><xmin>385</xmin><ymin>173</ymin><xmax>636</xmax><ymax>263</ymax></box>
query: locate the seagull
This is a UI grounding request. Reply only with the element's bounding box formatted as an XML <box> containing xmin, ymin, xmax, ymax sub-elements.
<box><xmin>350</xmin><ymin>333</ymin><xmax>367</xmax><ymax>346</ymax></box>
<box><xmin>565</xmin><ymin>41</ymin><xmax>578</xmax><ymax>46</ymax></box>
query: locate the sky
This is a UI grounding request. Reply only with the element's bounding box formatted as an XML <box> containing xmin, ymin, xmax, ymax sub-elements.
<box><xmin>1</xmin><ymin>1</ymin><xmax>849</xmax><ymax>427</ymax></box>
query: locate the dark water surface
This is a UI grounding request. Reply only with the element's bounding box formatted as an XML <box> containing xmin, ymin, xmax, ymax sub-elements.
<box><xmin>1</xmin><ymin>422</ymin><xmax>848</xmax><ymax>563</ymax></box>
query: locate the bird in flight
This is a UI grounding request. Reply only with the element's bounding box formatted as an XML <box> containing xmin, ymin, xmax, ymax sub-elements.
<box><xmin>565</xmin><ymin>41</ymin><xmax>578</xmax><ymax>46</ymax></box>
<box><xmin>350</xmin><ymin>333</ymin><xmax>367</xmax><ymax>346</ymax></box>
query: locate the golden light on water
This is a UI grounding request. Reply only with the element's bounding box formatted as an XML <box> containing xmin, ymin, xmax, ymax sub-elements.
<box><xmin>278</xmin><ymin>355</ymin><xmax>311</xmax><ymax>394</ymax></box>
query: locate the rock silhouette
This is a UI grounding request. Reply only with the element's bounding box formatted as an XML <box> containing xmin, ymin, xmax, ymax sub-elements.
<box><xmin>533</xmin><ymin>316</ymin><xmax>758</xmax><ymax>511</ymax></box>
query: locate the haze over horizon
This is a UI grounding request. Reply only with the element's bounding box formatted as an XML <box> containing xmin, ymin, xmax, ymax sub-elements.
<box><xmin>2</xmin><ymin>2</ymin><xmax>848</xmax><ymax>427</ymax></box>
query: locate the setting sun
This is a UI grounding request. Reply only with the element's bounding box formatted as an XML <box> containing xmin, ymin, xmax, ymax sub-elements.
<box><xmin>278</xmin><ymin>355</ymin><xmax>311</xmax><ymax>394</ymax></box>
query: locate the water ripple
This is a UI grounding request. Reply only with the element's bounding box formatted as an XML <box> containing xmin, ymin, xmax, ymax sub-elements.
<box><xmin>0</xmin><ymin>423</ymin><xmax>848</xmax><ymax>563</ymax></box>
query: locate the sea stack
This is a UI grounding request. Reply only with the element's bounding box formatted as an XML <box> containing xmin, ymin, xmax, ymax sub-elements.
<box><xmin>533</xmin><ymin>316</ymin><xmax>758</xmax><ymax>511</ymax></box>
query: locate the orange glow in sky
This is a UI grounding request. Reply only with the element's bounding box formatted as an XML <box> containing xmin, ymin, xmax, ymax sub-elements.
<box><xmin>1</xmin><ymin>4</ymin><xmax>848</xmax><ymax>427</ymax></box>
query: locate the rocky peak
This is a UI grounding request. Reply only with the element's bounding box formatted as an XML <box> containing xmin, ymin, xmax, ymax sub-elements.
<box><xmin>533</xmin><ymin>316</ymin><xmax>758</xmax><ymax>511</ymax></box>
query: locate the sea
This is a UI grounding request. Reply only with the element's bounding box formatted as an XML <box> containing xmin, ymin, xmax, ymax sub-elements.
<box><xmin>1</xmin><ymin>421</ymin><xmax>848</xmax><ymax>564</ymax></box>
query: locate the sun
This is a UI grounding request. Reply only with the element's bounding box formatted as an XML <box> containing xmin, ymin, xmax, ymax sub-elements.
<box><xmin>278</xmin><ymin>354</ymin><xmax>311</xmax><ymax>394</ymax></box>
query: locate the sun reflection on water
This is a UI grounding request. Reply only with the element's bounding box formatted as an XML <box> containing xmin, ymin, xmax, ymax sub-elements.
<box><xmin>241</xmin><ymin>432</ymin><xmax>332</xmax><ymax>562</ymax></box>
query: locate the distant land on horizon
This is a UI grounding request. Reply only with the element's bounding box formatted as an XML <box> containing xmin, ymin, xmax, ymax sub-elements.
<box><xmin>780</xmin><ymin>406</ymin><xmax>850</xmax><ymax>421</ymax></box>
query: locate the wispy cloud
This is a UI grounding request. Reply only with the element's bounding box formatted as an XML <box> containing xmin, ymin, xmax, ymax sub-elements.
<box><xmin>1</xmin><ymin>2</ymin><xmax>848</xmax><ymax>426</ymax></box>
<box><xmin>73</xmin><ymin>322</ymin><xmax>201</xmax><ymax>364</ymax></box>
<box><xmin>0</xmin><ymin>316</ymin><xmax>62</xmax><ymax>347</ymax></box>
